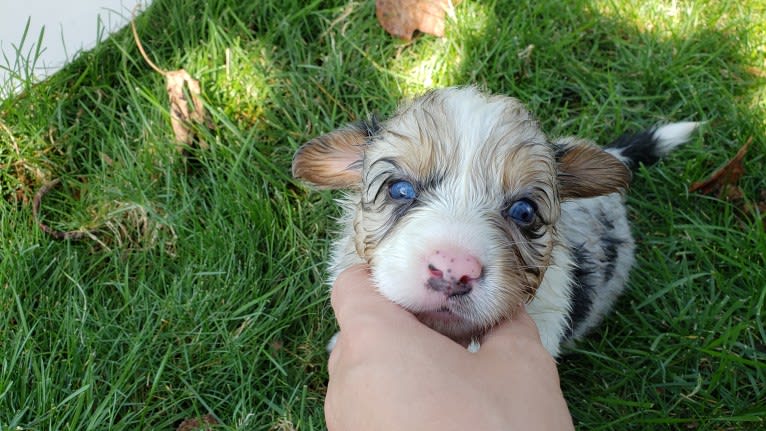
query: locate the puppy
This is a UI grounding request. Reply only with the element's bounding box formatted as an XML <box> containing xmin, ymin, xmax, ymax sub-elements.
<box><xmin>293</xmin><ymin>87</ymin><xmax>698</xmax><ymax>357</ymax></box>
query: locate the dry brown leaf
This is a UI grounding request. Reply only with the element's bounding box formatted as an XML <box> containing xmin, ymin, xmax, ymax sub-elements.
<box><xmin>131</xmin><ymin>6</ymin><xmax>212</xmax><ymax>156</ymax></box>
<box><xmin>176</xmin><ymin>414</ymin><xmax>218</xmax><ymax>431</ymax></box>
<box><xmin>376</xmin><ymin>0</ymin><xmax>458</xmax><ymax>40</ymax></box>
<box><xmin>165</xmin><ymin>69</ymin><xmax>212</xmax><ymax>154</ymax></box>
<box><xmin>270</xmin><ymin>340</ymin><xmax>284</xmax><ymax>351</ymax></box>
<box><xmin>689</xmin><ymin>137</ymin><xmax>752</xmax><ymax>197</ymax></box>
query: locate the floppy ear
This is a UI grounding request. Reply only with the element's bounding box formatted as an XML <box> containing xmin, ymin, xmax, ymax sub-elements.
<box><xmin>292</xmin><ymin>123</ymin><xmax>370</xmax><ymax>189</ymax></box>
<box><xmin>555</xmin><ymin>138</ymin><xmax>632</xmax><ymax>199</ymax></box>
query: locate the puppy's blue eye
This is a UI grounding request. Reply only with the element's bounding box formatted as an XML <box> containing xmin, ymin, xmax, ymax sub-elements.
<box><xmin>506</xmin><ymin>199</ymin><xmax>536</xmax><ymax>225</ymax></box>
<box><xmin>388</xmin><ymin>180</ymin><xmax>416</xmax><ymax>200</ymax></box>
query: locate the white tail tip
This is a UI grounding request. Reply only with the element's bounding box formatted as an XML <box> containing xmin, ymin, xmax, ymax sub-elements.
<box><xmin>653</xmin><ymin>121</ymin><xmax>704</xmax><ymax>155</ymax></box>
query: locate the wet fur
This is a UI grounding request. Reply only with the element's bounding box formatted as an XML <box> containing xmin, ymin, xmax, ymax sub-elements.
<box><xmin>293</xmin><ymin>87</ymin><xmax>698</xmax><ymax>356</ymax></box>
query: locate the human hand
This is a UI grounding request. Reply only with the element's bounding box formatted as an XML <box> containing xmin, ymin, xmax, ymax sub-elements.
<box><xmin>324</xmin><ymin>264</ymin><xmax>574</xmax><ymax>431</ymax></box>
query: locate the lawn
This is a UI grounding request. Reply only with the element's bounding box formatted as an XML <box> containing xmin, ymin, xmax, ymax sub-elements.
<box><xmin>1</xmin><ymin>0</ymin><xmax>764</xmax><ymax>429</ymax></box>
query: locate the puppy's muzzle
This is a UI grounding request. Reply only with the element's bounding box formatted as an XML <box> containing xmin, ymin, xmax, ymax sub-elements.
<box><xmin>425</xmin><ymin>248</ymin><xmax>483</xmax><ymax>298</ymax></box>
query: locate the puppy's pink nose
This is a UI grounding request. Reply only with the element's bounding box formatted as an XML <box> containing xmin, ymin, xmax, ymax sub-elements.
<box><xmin>426</xmin><ymin>249</ymin><xmax>483</xmax><ymax>297</ymax></box>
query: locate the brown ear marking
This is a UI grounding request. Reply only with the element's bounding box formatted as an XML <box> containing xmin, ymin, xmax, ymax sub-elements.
<box><xmin>292</xmin><ymin>123</ymin><xmax>371</xmax><ymax>189</ymax></box>
<box><xmin>556</xmin><ymin>140</ymin><xmax>632</xmax><ymax>199</ymax></box>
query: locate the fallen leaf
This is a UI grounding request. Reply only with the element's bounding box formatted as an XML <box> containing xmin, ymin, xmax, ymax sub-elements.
<box><xmin>271</xmin><ymin>340</ymin><xmax>284</xmax><ymax>351</ymax></box>
<box><xmin>689</xmin><ymin>137</ymin><xmax>752</xmax><ymax>197</ymax></box>
<box><xmin>176</xmin><ymin>414</ymin><xmax>218</xmax><ymax>431</ymax></box>
<box><xmin>376</xmin><ymin>0</ymin><xmax>458</xmax><ymax>41</ymax></box>
<box><xmin>131</xmin><ymin>6</ymin><xmax>212</xmax><ymax>156</ymax></box>
<box><xmin>165</xmin><ymin>69</ymin><xmax>212</xmax><ymax>154</ymax></box>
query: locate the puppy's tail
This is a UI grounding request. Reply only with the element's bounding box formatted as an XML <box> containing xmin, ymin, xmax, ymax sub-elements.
<box><xmin>605</xmin><ymin>122</ymin><xmax>702</xmax><ymax>170</ymax></box>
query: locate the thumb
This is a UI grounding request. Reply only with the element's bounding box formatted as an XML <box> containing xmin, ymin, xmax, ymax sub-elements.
<box><xmin>330</xmin><ymin>264</ymin><xmax>414</xmax><ymax>331</ymax></box>
<box><xmin>480</xmin><ymin>305</ymin><xmax>546</xmax><ymax>353</ymax></box>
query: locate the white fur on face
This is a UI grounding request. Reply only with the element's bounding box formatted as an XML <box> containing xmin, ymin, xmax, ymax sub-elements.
<box><xmin>371</xmin><ymin>204</ymin><xmax>522</xmax><ymax>338</ymax></box>
<box><xmin>355</xmin><ymin>88</ymin><xmax>560</xmax><ymax>340</ymax></box>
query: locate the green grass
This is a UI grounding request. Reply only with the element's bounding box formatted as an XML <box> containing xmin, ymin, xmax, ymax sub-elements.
<box><xmin>1</xmin><ymin>0</ymin><xmax>764</xmax><ymax>429</ymax></box>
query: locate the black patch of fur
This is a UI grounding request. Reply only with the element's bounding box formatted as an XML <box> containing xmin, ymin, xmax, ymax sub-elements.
<box><xmin>565</xmin><ymin>244</ymin><xmax>596</xmax><ymax>339</ymax></box>
<box><xmin>358</xmin><ymin>115</ymin><xmax>382</xmax><ymax>138</ymax></box>
<box><xmin>606</xmin><ymin>127</ymin><xmax>660</xmax><ymax>170</ymax></box>
<box><xmin>553</xmin><ymin>143</ymin><xmax>568</xmax><ymax>161</ymax></box>
<box><xmin>597</xmin><ymin>208</ymin><xmax>615</xmax><ymax>231</ymax></box>
<box><xmin>596</xmin><ymin>209</ymin><xmax>622</xmax><ymax>282</ymax></box>
<box><xmin>600</xmin><ymin>235</ymin><xmax>623</xmax><ymax>282</ymax></box>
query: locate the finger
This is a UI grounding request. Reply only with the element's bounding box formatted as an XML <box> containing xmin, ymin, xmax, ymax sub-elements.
<box><xmin>481</xmin><ymin>305</ymin><xmax>543</xmax><ymax>348</ymax></box>
<box><xmin>329</xmin><ymin>264</ymin><xmax>373</xmax><ymax>319</ymax></box>
<box><xmin>327</xmin><ymin>333</ymin><xmax>342</xmax><ymax>376</ymax></box>
<box><xmin>324</xmin><ymin>386</ymin><xmax>338</xmax><ymax>431</ymax></box>
<box><xmin>330</xmin><ymin>264</ymin><xmax>413</xmax><ymax>330</ymax></box>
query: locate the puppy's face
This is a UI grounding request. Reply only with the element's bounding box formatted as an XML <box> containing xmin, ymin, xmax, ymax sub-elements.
<box><xmin>293</xmin><ymin>87</ymin><xmax>629</xmax><ymax>342</ymax></box>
